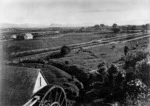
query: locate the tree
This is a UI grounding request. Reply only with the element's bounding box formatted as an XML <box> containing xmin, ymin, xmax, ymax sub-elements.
<box><xmin>135</xmin><ymin>59</ymin><xmax>150</xmax><ymax>86</ymax></box>
<box><xmin>94</xmin><ymin>24</ymin><xmax>100</xmax><ymax>28</ymax></box>
<box><xmin>124</xmin><ymin>46</ymin><xmax>129</xmax><ymax>56</ymax></box>
<box><xmin>80</xmin><ymin>27</ymin><xmax>85</xmax><ymax>32</ymax></box>
<box><xmin>112</xmin><ymin>23</ymin><xmax>120</xmax><ymax>33</ymax></box>
<box><xmin>142</xmin><ymin>24</ymin><xmax>147</xmax><ymax>33</ymax></box>
<box><xmin>100</xmin><ymin>24</ymin><xmax>105</xmax><ymax>27</ymax></box>
<box><xmin>124</xmin><ymin>50</ymin><xmax>148</xmax><ymax>69</ymax></box>
<box><xmin>112</xmin><ymin>23</ymin><xmax>117</xmax><ymax>28</ymax></box>
<box><xmin>145</xmin><ymin>24</ymin><xmax>149</xmax><ymax>33</ymax></box>
<box><xmin>146</xmin><ymin>24</ymin><xmax>149</xmax><ymax>30</ymax></box>
<box><xmin>94</xmin><ymin>24</ymin><xmax>100</xmax><ymax>30</ymax></box>
<box><xmin>131</xmin><ymin>25</ymin><xmax>136</xmax><ymax>30</ymax></box>
<box><xmin>60</xmin><ymin>45</ymin><xmax>71</xmax><ymax>56</ymax></box>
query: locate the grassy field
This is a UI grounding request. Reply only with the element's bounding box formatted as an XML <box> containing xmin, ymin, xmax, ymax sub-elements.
<box><xmin>3</xmin><ymin>32</ymin><xmax>119</xmax><ymax>51</ymax></box>
<box><xmin>51</xmin><ymin>36</ymin><xmax>150</xmax><ymax>70</ymax></box>
<box><xmin>3</xmin><ymin>31</ymin><xmax>149</xmax><ymax>69</ymax></box>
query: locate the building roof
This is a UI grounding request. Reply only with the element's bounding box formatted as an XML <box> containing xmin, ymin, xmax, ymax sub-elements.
<box><xmin>0</xmin><ymin>65</ymin><xmax>40</xmax><ymax>106</ymax></box>
<box><xmin>16</xmin><ymin>63</ymin><xmax>73</xmax><ymax>84</ymax></box>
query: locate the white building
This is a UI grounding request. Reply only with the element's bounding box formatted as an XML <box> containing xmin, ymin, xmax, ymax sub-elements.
<box><xmin>24</xmin><ymin>33</ymin><xmax>33</xmax><ymax>39</ymax></box>
<box><xmin>11</xmin><ymin>35</ymin><xmax>17</xmax><ymax>39</ymax></box>
<box><xmin>55</xmin><ymin>31</ymin><xmax>60</xmax><ymax>34</ymax></box>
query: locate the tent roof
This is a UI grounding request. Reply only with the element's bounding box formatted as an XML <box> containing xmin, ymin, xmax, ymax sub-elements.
<box><xmin>14</xmin><ymin>63</ymin><xmax>73</xmax><ymax>84</ymax></box>
<box><xmin>0</xmin><ymin>65</ymin><xmax>40</xmax><ymax>106</ymax></box>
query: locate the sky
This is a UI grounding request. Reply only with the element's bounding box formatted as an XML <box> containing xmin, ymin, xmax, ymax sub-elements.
<box><xmin>0</xmin><ymin>0</ymin><xmax>150</xmax><ymax>26</ymax></box>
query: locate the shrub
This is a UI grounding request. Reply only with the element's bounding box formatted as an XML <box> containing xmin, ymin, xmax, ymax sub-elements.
<box><xmin>46</xmin><ymin>51</ymin><xmax>62</xmax><ymax>59</ymax></box>
<box><xmin>60</xmin><ymin>45</ymin><xmax>71</xmax><ymax>56</ymax></box>
<box><xmin>124</xmin><ymin>79</ymin><xmax>148</xmax><ymax>106</ymax></box>
<box><xmin>135</xmin><ymin>59</ymin><xmax>150</xmax><ymax>86</ymax></box>
<box><xmin>106</xmin><ymin>64</ymin><xmax>126</xmax><ymax>92</ymax></box>
<box><xmin>124</xmin><ymin>46</ymin><xmax>129</xmax><ymax>56</ymax></box>
<box><xmin>124</xmin><ymin>50</ymin><xmax>149</xmax><ymax>69</ymax></box>
<box><xmin>46</xmin><ymin>50</ymin><xmax>70</xmax><ymax>60</ymax></box>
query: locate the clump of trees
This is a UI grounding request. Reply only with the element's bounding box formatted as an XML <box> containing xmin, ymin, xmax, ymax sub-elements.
<box><xmin>85</xmin><ymin>62</ymin><xmax>150</xmax><ymax>106</ymax></box>
<box><xmin>48</xmin><ymin>59</ymin><xmax>150</xmax><ymax>105</ymax></box>
<box><xmin>119</xmin><ymin>50</ymin><xmax>150</xmax><ymax>105</ymax></box>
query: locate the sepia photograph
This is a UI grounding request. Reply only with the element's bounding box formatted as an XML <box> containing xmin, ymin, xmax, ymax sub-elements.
<box><xmin>0</xmin><ymin>0</ymin><xmax>150</xmax><ymax>106</ymax></box>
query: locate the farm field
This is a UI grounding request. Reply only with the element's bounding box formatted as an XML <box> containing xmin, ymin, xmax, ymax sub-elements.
<box><xmin>2</xmin><ymin>31</ymin><xmax>147</xmax><ymax>60</ymax></box>
<box><xmin>2</xmin><ymin>32</ymin><xmax>128</xmax><ymax>52</ymax></box>
<box><xmin>4</xmin><ymin>32</ymin><xmax>150</xmax><ymax>64</ymax></box>
<box><xmin>4</xmin><ymin>30</ymin><xmax>149</xmax><ymax>71</ymax></box>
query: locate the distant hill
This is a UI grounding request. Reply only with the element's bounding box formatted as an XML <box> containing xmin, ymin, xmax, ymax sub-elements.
<box><xmin>0</xmin><ymin>23</ymin><xmax>83</xmax><ymax>28</ymax></box>
<box><xmin>49</xmin><ymin>23</ymin><xmax>66</xmax><ymax>27</ymax></box>
<box><xmin>49</xmin><ymin>23</ymin><xmax>83</xmax><ymax>28</ymax></box>
<box><xmin>0</xmin><ymin>23</ymin><xmax>49</xmax><ymax>28</ymax></box>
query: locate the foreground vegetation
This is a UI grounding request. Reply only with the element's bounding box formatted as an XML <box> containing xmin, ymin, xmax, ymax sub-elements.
<box><xmin>9</xmin><ymin>43</ymin><xmax>149</xmax><ymax>106</ymax></box>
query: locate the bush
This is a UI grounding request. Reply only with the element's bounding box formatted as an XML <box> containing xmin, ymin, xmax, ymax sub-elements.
<box><xmin>124</xmin><ymin>79</ymin><xmax>148</xmax><ymax>106</ymax></box>
<box><xmin>135</xmin><ymin>59</ymin><xmax>150</xmax><ymax>86</ymax></box>
<box><xmin>46</xmin><ymin>52</ymin><xmax>62</xmax><ymax>60</ymax></box>
<box><xmin>45</xmin><ymin>47</ymin><xmax>70</xmax><ymax>60</ymax></box>
<box><xmin>124</xmin><ymin>46</ymin><xmax>129</xmax><ymax>56</ymax></box>
<box><xmin>124</xmin><ymin>50</ymin><xmax>149</xmax><ymax>69</ymax></box>
<box><xmin>60</xmin><ymin>45</ymin><xmax>71</xmax><ymax>56</ymax></box>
